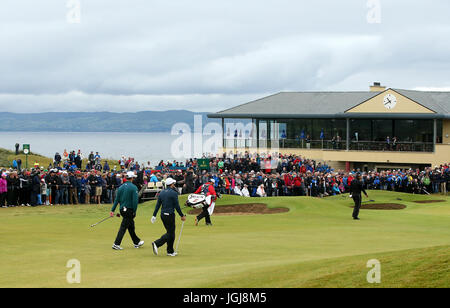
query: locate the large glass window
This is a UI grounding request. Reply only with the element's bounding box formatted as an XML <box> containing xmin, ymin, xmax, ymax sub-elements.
<box><xmin>327</xmin><ymin>119</ymin><xmax>347</xmax><ymax>141</ymax></box>
<box><xmin>223</xmin><ymin>118</ymin><xmax>254</xmax><ymax>148</ymax></box>
<box><xmin>394</xmin><ymin>120</ymin><xmax>415</xmax><ymax>142</ymax></box>
<box><xmin>312</xmin><ymin>119</ymin><xmax>345</xmax><ymax>141</ymax></box>
<box><xmin>350</xmin><ymin>119</ymin><xmax>372</xmax><ymax>141</ymax></box>
<box><xmin>414</xmin><ymin>120</ymin><xmax>433</xmax><ymax>143</ymax></box>
<box><xmin>394</xmin><ymin>119</ymin><xmax>433</xmax><ymax>143</ymax></box>
<box><xmin>273</xmin><ymin>119</ymin><xmax>346</xmax><ymax>149</ymax></box>
<box><xmin>276</xmin><ymin>119</ymin><xmax>346</xmax><ymax>141</ymax></box>
<box><xmin>373</xmin><ymin>120</ymin><xmax>393</xmax><ymax>141</ymax></box>
<box><xmin>348</xmin><ymin>119</ymin><xmax>434</xmax><ymax>143</ymax></box>
<box><xmin>224</xmin><ymin>118</ymin><xmax>438</xmax><ymax>151</ymax></box>
<box><xmin>437</xmin><ymin>119</ymin><xmax>443</xmax><ymax>144</ymax></box>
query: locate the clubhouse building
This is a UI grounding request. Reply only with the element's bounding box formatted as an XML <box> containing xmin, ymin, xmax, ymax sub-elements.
<box><xmin>208</xmin><ymin>83</ymin><xmax>450</xmax><ymax>171</ymax></box>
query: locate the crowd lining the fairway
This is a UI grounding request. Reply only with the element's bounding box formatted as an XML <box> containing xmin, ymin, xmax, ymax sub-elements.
<box><xmin>0</xmin><ymin>150</ymin><xmax>449</xmax><ymax>207</ymax></box>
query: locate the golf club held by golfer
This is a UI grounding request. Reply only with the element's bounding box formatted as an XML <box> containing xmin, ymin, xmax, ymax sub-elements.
<box><xmin>91</xmin><ymin>213</ymin><xmax>120</xmax><ymax>228</ymax></box>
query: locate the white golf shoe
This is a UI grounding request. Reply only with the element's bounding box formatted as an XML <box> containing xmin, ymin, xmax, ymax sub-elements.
<box><xmin>167</xmin><ymin>252</ymin><xmax>178</xmax><ymax>257</ymax></box>
<box><xmin>134</xmin><ymin>240</ymin><xmax>145</xmax><ymax>248</ymax></box>
<box><xmin>152</xmin><ymin>242</ymin><xmax>158</xmax><ymax>255</ymax></box>
<box><xmin>112</xmin><ymin>244</ymin><xmax>123</xmax><ymax>250</ymax></box>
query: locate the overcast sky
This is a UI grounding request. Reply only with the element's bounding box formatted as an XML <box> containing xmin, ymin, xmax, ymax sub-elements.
<box><xmin>1</xmin><ymin>0</ymin><xmax>450</xmax><ymax>113</ymax></box>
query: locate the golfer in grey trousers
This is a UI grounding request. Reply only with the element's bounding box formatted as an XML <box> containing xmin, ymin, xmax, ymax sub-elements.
<box><xmin>151</xmin><ymin>178</ymin><xmax>186</xmax><ymax>257</ymax></box>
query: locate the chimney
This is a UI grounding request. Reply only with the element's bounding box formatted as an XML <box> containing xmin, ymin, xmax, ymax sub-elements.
<box><xmin>370</xmin><ymin>82</ymin><xmax>386</xmax><ymax>92</ymax></box>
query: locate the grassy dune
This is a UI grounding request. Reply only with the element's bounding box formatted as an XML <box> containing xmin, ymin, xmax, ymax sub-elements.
<box><xmin>0</xmin><ymin>147</ymin><xmax>119</xmax><ymax>170</ymax></box>
<box><xmin>0</xmin><ymin>191</ymin><xmax>448</xmax><ymax>288</ymax></box>
<box><xmin>0</xmin><ymin>148</ymin><xmax>12</xmax><ymax>168</ymax></box>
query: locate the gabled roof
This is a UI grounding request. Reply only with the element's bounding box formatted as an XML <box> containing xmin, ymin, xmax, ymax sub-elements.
<box><xmin>393</xmin><ymin>89</ymin><xmax>450</xmax><ymax>115</ymax></box>
<box><xmin>208</xmin><ymin>89</ymin><xmax>450</xmax><ymax>119</ymax></box>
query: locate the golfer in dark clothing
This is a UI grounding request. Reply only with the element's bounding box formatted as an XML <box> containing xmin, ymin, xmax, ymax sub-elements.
<box><xmin>30</xmin><ymin>171</ymin><xmax>41</xmax><ymax>206</ymax></box>
<box><xmin>110</xmin><ymin>172</ymin><xmax>144</xmax><ymax>250</ymax></box>
<box><xmin>350</xmin><ymin>173</ymin><xmax>369</xmax><ymax>220</ymax></box>
<box><xmin>151</xmin><ymin>178</ymin><xmax>186</xmax><ymax>257</ymax></box>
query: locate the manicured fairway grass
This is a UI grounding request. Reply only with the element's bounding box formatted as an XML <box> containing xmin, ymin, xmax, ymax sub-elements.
<box><xmin>0</xmin><ymin>191</ymin><xmax>449</xmax><ymax>288</ymax></box>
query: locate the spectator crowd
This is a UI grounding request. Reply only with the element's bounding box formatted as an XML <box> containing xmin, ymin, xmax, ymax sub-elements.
<box><xmin>1</xmin><ymin>150</ymin><xmax>449</xmax><ymax>208</ymax></box>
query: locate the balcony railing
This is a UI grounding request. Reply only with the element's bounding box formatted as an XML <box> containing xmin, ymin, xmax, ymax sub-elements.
<box><xmin>348</xmin><ymin>141</ymin><xmax>434</xmax><ymax>152</ymax></box>
<box><xmin>224</xmin><ymin>139</ymin><xmax>435</xmax><ymax>152</ymax></box>
<box><xmin>278</xmin><ymin>139</ymin><xmax>342</xmax><ymax>150</ymax></box>
<box><xmin>280</xmin><ymin>139</ymin><xmax>434</xmax><ymax>152</ymax></box>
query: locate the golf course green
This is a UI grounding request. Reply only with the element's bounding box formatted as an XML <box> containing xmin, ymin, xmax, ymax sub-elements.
<box><xmin>1</xmin><ymin>190</ymin><xmax>449</xmax><ymax>288</ymax></box>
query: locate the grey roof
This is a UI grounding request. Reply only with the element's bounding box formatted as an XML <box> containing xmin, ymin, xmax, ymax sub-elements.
<box><xmin>393</xmin><ymin>89</ymin><xmax>450</xmax><ymax>115</ymax></box>
<box><xmin>208</xmin><ymin>89</ymin><xmax>450</xmax><ymax>119</ymax></box>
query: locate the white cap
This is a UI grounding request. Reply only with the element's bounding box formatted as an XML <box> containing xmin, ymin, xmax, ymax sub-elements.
<box><xmin>126</xmin><ymin>171</ymin><xmax>137</xmax><ymax>178</ymax></box>
<box><xmin>166</xmin><ymin>178</ymin><xmax>176</xmax><ymax>186</ymax></box>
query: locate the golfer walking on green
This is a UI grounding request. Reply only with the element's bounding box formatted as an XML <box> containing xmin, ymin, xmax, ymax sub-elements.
<box><xmin>350</xmin><ymin>173</ymin><xmax>369</xmax><ymax>220</ymax></box>
<box><xmin>151</xmin><ymin>178</ymin><xmax>186</xmax><ymax>256</ymax></box>
<box><xmin>110</xmin><ymin>171</ymin><xmax>144</xmax><ymax>250</ymax></box>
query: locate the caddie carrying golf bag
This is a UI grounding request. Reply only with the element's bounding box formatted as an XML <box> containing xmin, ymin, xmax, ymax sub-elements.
<box><xmin>185</xmin><ymin>194</ymin><xmax>217</xmax><ymax>216</ymax></box>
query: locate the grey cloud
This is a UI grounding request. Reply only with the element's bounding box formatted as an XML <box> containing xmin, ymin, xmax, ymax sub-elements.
<box><xmin>0</xmin><ymin>0</ymin><xmax>450</xmax><ymax>112</ymax></box>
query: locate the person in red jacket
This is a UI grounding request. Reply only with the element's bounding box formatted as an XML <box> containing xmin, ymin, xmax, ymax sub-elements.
<box><xmin>348</xmin><ymin>174</ymin><xmax>354</xmax><ymax>186</ymax></box>
<box><xmin>283</xmin><ymin>173</ymin><xmax>293</xmax><ymax>196</ymax></box>
<box><xmin>299</xmin><ymin>165</ymin><xmax>307</xmax><ymax>174</ymax></box>
<box><xmin>194</xmin><ymin>179</ymin><xmax>217</xmax><ymax>226</ymax></box>
<box><xmin>293</xmin><ymin>174</ymin><xmax>302</xmax><ymax>196</ymax></box>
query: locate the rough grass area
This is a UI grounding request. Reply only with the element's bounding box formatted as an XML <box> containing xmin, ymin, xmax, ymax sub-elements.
<box><xmin>208</xmin><ymin>245</ymin><xmax>450</xmax><ymax>288</ymax></box>
<box><xmin>0</xmin><ymin>148</ymin><xmax>11</xmax><ymax>168</ymax></box>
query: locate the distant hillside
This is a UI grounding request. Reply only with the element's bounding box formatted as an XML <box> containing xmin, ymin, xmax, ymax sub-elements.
<box><xmin>0</xmin><ymin>111</ymin><xmax>218</xmax><ymax>132</ymax></box>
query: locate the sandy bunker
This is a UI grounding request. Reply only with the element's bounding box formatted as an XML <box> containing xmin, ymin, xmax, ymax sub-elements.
<box><xmin>413</xmin><ymin>200</ymin><xmax>445</xmax><ymax>204</ymax></box>
<box><xmin>351</xmin><ymin>203</ymin><xmax>406</xmax><ymax>210</ymax></box>
<box><xmin>188</xmin><ymin>203</ymin><xmax>289</xmax><ymax>216</ymax></box>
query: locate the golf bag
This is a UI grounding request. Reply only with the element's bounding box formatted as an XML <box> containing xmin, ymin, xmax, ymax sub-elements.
<box><xmin>185</xmin><ymin>193</ymin><xmax>218</xmax><ymax>216</ymax></box>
